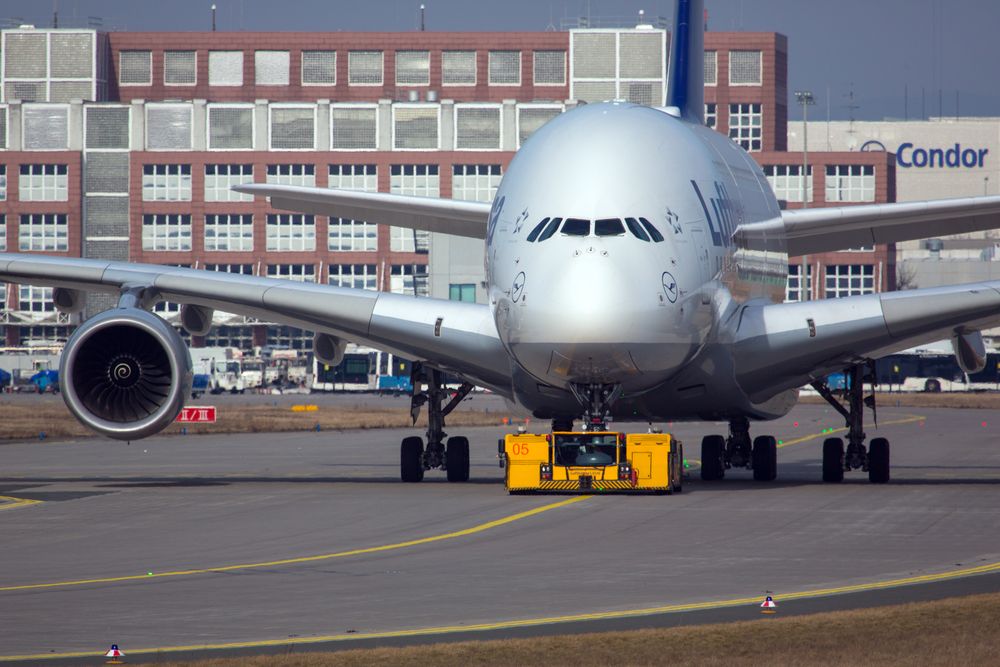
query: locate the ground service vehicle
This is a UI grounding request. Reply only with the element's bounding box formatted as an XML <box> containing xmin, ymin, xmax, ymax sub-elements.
<box><xmin>500</xmin><ymin>431</ymin><xmax>682</xmax><ymax>494</ymax></box>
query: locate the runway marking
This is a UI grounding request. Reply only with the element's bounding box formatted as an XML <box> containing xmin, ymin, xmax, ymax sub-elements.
<box><xmin>0</xmin><ymin>495</ymin><xmax>42</xmax><ymax>512</ymax></box>
<box><xmin>777</xmin><ymin>414</ymin><xmax>925</xmax><ymax>449</ymax></box>
<box><xmin>3</xmin><ymin>556</ymin><xmax>1000</xmax><ymax>662</ymax></box>
<box><xmin>0</xmin><ymin>495</ymin><xmax>589</xmax><ymax>593</ymax></box>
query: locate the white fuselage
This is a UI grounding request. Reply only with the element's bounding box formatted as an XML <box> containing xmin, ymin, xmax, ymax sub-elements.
<box><xmin>486</xmin><ymin>102</ymin><xmax>791</xmax><ymax>420</ymax></box>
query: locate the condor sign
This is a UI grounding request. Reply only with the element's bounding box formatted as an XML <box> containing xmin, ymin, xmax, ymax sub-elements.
<box><xmin>897</xmin><ymin>142</ymin><xmax>989</xmax><ymax>169</ymax></box>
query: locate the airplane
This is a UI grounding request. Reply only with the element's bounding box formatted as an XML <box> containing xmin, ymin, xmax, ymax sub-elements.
<box><xmin>3</xmin><ymin>0</ymin><xmax>1000</xmax><ymax>486</ymax></box>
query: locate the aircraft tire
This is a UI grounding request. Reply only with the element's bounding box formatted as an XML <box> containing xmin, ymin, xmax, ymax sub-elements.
<box><xmin>673</xmin><ymin>443</ymin><xmax>683</xmax><ymax>493</ymax></box>
<box><xmin>700</xmin><ymin>435</ymin><xmax>725</xmax><ymax>481</ymax></box>
<box><xmin>446</xmin><ymin>436</ymin><xmax>470</xmax><ymax>482</ymax></box>
<box><xmin>752</xmin><ymin>435</ymin><xmax>778</xmax><ymax>481</ymax></box>
<box><xmin>401</xmin><ymin>436</ymin><xmax>425</xmax><ymax>483</ymax></box>
<box><xmin>823</xmin><ymin>438</ymin><xmax>845</xmax><ymax>483</ymax></box>
<box><xmin>868</xmin><ymin>437</ymin><xmax>890</xmax><ymax>484</ymax></box>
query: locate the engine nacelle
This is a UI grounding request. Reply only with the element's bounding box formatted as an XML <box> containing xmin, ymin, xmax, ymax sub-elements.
<box><xmin>314</xmin><ymin>332</ymin><xmax>347</xmax><ymax>366</ymax></box>
<box><xmin>60</xmin><ymin>309</ymin><xmax>193</xmax><ymax>441</ymax></box>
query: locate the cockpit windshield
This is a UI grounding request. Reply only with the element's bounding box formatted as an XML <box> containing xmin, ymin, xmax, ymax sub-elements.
<box><xmin>527</xmin><ymin>216</ymin><xmax>664</xmax><ymax>242</ymax></box>
<box><xmin>594</xmin><ymin>218</ymin><xmax>625</xmax><ymax>236</ymax></box>
<box><xmin>553</xmin><ymin>433</ymin><xmax>620</xmax><ymax>466</ymax></box>
<box><xmin>561</xmin><ymin>218</ymin><xmax>590</xmax><ymax>236</ymax></box>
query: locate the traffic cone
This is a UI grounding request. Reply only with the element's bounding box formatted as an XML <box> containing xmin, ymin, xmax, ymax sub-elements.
<box><xmin>104</xmin><ymin>644</ymin><xmax>125</xmax><ymax>664</ymax></box>
<box><xmin>760</xmin><ymin>595</ymin><xmax>777</xmax><ymax>614</ymax></box>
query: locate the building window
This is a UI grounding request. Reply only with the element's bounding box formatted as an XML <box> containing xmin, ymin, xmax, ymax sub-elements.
<box><xmin>489</xmin><ymin>50</ymin><xmax>521</xmax><ymax>85</ymax></box>
<box><xmin>452</xmin><ymin>164</ymin><xmax>501</xmax><ymax>202</ymax></box>
<box><xmin>209</xmin><ymin>51</ymin><xmax>244</xmax><ymax>86</ymax></box>
<box><xmin>704</xmin><ymin>50</ymin><xmax>717</xmax><ymax>86</ymax></box>
<box><xmin>454</xmin><ymin>105</ymin><xmax>501</xmax><ymax>150</ymax></box>
<box><xmin>329</xmin><ymin>219</ymin><xmax>377</xmax><ymax>252</ymax></box>
<box><xmin>205</xmin><ymin>214</ymin><xmax>254</xmax><ymax>252</ymax></box>
<box><xmin>0</xmin><ymin>214</ymin><xmax>5</xmax><ymax>251</ymax></box>
<box><xmin>393</xmin><ymin>105</ymin><xmax>440</xmax><ymax>150</ymax></box>
<box><xmin>255</xmin><ymin>50</ymin><xmax>290</xmax><ymax>85</ymax></box>
<box><xmin>449</xmin><ymin>283</ymin><xmax>476</xmax><ymax>302</ymax></box>
<box><xmin>517</xmin><ymin>105</ymin><xmax>562</xmax><ymax>147</ymax></box>
<box><xmin>390</xmin><ymin>264</ymin><xmax>428</xmax><ymax>296</ymax></box>
<box><xmin>119</xmin><ymin>50</ymin><xmax>152</xmax><ymax>85</ymax></box>
<box><xmin>19</xmin><ymin>164</ymin><xmax>68</xmax><ymax>201</ymax></box>
<box><xmin>302</xmin><ymin>51</ymin><xmax>336</xmax><ymax>85</ymax></box>
<box><xmin>786</xmin><ymin>264</ymin><xmax>812</xmax><ymax>302</ymax></box>
<box><xmin>267</xmin><ymin>263</ymin><xmax>315</xmax><ymax>282</ymax></box>
<box><xmin>266</xmin><ymin>325</ymin><xmax>313</xmax><ymax>350</ymax></box>
<box><xmin>269</xmin><ymin>105</ymin><xmax>315</xmax><ymax>150</ymax></box>
<box><xmin>533</xmin><ymin>51</ymin><xmax>566</xmax><ymax>85</ymax></box>
<box><xmin>142</xmin><ymin>214</ymin><xmax>192</xmax><ymax>251</ymax></box>
<box><xmin>396</xmin><ymin>50</ymin><xmax>430</xmax><ymax>86</ymax></box>
<box><xmin>825</xmin><ymin>264</ymin><xmax>875</xmax><ymax>298</ymax></box>
<box><xmin>204</xmin><ymin>263</ymin><xmax>254</xmax><ymax>275</ymax></box>
<box><xmin>146</xmin><ymin>103</ymin><xmax>193</xmax><ymax>150</ymax></box>
<box><xmin>205</xmin><ymin>325</ymin><xmax>254</xmax><ymax>350</ymax></box>
<box><xmin>391</xmin><ymin>164</ymin><xmax>439</xmax><ymax>197</ymax></box>
<box><xmin>164</xmin><ymin>51</ymin><xmax>196</xmax><ymax>85</ymax></box>
<box><xmin>442</xmin><ymin>50</ymin><xmax>476</xmax><ymax>85</ymax></box>
<box><xmin>704</xmin><ymin>103</ymin><xmax>717</xmax><ymax>130</ymax></box>
<box><xmin>0</xmin><ymin>165</ymin><xmax>6</xmax><ymax>200</ymax></box>
<box><xmin>0</xmin><ymin>280</ymin><xmax>4</xmax><ymax>309</ymax></box>
<box><xmin>208</xmin><ymin>105</ymin><xmax>255</xmax><ymax>150</ymax></box>
<box><xmin>389</xmin><ymin>226</ymin><xmax>420</xmax><ymax>253</ymax></box>
<box><xmin>330</xmin><ymin>105</ymin><xmax>378</xmax><ymax>150</ymax></box>
<box><xmin>18</xmin><ymin>214</ymin><xmax>68</xmax><ymax>251</ymax></box>
<box><xmin>329</xmin><ymin>264</ymin><xmax>378</xmax><ymax>290</ymax></box>
<box><xmin>266</xmin><ymin>164</ymin><xmax>315</xmax><ymax>187</ymax></box>
<box><xmin>826</xmin><ymin>165</ymin><xmax>875</xmax><ymax>203</ymax></box>
<box><xmin>18</xmin><ymin>285</ymin><xmax>54</xmax><ymax>313</ymax></box>
<box><xmin>22</xmin><ymin>105</ymin><xmax>69</xmax><ymax>150</ymax></box>
<box><xmin>729</xmin><ymin>50</ymin><xmax>762</xmax><ymax>85</ymax></box>
<box><xmin>764</xmin><ymin>165</ymin><xmax>813</xmax><ymax>203</ymax></box>
<box><xmin>142</xmin><ymin>164</ymin><xmax>192</xmax><ymax>201</ymax></box>
<box><xmin>348</xmin><ymin>51</ymin><xmax>383</xmax><ymax>85</ymax></box>
<box><xmin>205</xmin><ymin>164</ymin><xmax>253</xmax><ymax>202</ymax></box>
<box><xmin>266</xmin><ymin>214</ymin><xmax>315</xmax><ymax>252</ymax></box>
<box><xmin>329</xmin><ymin>164</ymin><xmax>377</xmax><ymax>192</ymax></box>
<box><xmin>728</xmin><ymin>103</ymin><xmax>762</xmax><ymax>151</ymax></box>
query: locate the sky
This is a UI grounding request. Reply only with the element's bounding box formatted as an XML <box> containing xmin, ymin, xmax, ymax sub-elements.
<box><xmin>2</xmin><ymin>0</ymin><xmax>998</xmax><ymax>121</ymax></box>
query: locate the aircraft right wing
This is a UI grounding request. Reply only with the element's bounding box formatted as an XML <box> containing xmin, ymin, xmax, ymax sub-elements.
<box><xmin>735</xmin><ymin>195</ymin><xmax>1000</xmax><ymax>256</ymax></box>
<box><xmin>733</xmin><ymin>281</ymin><xmax>1000</xmax><ymax>402</ymax></box>
<box><xmin>234</xmin><ymin>184</ymin><xmax>491</xmax><ymax>239</ymax></box>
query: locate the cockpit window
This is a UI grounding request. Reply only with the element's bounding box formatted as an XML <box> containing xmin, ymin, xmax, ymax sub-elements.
<box><xmin>561</xmin><ymin>218</ymin><xmax>590</xmax><ymax>236</ymax></box>
<box><xmin>594</xmin><ymin>218</ymin><xmax>625</xmax><ymax>237</ymax></box>
<box><xmin>536</xmin><ymin>217</ymin><xmax>563</xmax><ymax>242</ymax></box>
<box><xmin>526</xmin><ymin>217</ymin><xmax>550</xmax><ymax>242</ymax></box>
<box><xmin>624</xmin><ymin>217</ymin><xmax>650</xmax><ymax>241</ymax></box>
<box><xmin>639</xmin><ymin>217</ymin><xmax>665</xmax><ymax>242</ymax></box>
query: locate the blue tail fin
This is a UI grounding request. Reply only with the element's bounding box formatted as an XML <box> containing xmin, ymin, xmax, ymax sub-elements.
<box><xmin>666</xmin><ymin>0</ymin><xmax>704</xmax><ymax>123</ymax></box>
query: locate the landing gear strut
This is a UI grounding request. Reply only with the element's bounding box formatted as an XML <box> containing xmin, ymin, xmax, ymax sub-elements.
<box><xmin>569</xmin><ymin>383</ymin><xmax>622</xmax><ymax>431</ymax></box>
<box><xmin>811</xmin><ymin>362</ymin><xmax>889</xmax><ymax>484</ymax></box>
<box><xmin>701</xmin><ymin>417</ymin><xmax>777</xmax><ymax>482</ymax></box>
<box><xmin>401</xmin><ymin>363</ymin><xmax>473</xmax><ymax>483</ymax></box>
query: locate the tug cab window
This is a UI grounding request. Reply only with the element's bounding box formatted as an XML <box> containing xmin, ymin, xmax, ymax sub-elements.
<box><xmin>560</xmin><ymin>218</ymin><xmax>590</xmax><ymax>236</ymax></box>
<box><xmin>594</xmin><ymin>218</ymin><xmax>625</xmax><ymax>236</ymax></box>
<box><xmin>553</xmin><ymin>433</ymin><xmax>620</xmax><ymax>466</ymax></box>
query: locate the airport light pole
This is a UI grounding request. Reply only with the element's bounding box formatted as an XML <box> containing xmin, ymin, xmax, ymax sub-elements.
<box><xmin>795</xmin><ymin>90</ymin><xmax>815</xmax><ymax>299</ymax></box>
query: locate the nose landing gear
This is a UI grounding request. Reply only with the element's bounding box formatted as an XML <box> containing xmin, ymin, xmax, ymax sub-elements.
<box><xmin>569</xmin><ymin>382</ymin><xmax>623</xmax><ymax>431</ymax></box>
<box><xmin>401</xmin><ymin>363</ymin><xmax>474</xmax><ymax>483</ymax></box>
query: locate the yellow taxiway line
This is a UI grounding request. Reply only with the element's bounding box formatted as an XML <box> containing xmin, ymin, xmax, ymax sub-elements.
<box><xmin>3</xmin><ymin>556</ymin><xmax>999</xmax><ymax>662</ymax></box>
<box><xmin>777</xmin><ymin>414</ymin><xmax>925</xmax><ymax>449</ymax></box>
<box><xmin>0</xmin><ymin>495</ymin><xmax>588</xmax><ymax>593</ymax></box>
<box><xmin>0</xmin><ymin>495</ymin><xmax>42</xmax><ymax>512</ymax></box>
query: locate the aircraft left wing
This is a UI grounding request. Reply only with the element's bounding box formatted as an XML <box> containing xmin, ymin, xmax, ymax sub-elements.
<box><xmin>233</xmin><ymin>184</ymin><xmax>490</xmax><ymax>239</ymax></box>
<box><xmin>735</xmin><ymin>195</ymin><xmax>1000</xmax><ymax>256</ymax></box>
<box><xmin>0</xmin><ymin>253</ymin><xmax>511</xmax><ymax>393</ymax></box>
<box><xmin>733</xmin><ymin>281</ymin><xmax>1000</xmax><ymax>402</ymax></box>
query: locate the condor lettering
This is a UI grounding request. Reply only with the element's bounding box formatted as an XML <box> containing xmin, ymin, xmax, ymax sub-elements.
<box><xmin>897</xmin><ymin>143</ymin><xmax>989</xmax><ymax>169</ymax></box>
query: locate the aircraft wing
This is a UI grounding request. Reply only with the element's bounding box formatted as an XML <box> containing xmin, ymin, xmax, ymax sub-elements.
<box><xmin>233</xmin><ymin>184</ymin><xmax>490</xmax><ymax>239</ymax></box>
<box><xmin>0</xmin><ymin>253</ymin><xmax>511</xmax><ymax>393</ymax></box>
<box><xmin>735</xmin><ymin>195</ymin><xmax>1000</xmax><ymax>256</ymax></box>
<box><xmin>733</xmin><ymin>281</ymin><xmax>1000</xmax><ymax>402</ymax></box>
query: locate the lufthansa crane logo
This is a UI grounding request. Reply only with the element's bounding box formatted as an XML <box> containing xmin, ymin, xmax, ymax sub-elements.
<box><xmin>661</xmin><ymin>271</ymin><xmax>678</xmax><ymax>303</ymax></box>
<box><xmin>512</xmin><ymin>271</ymin><xmax>526</xmax><ymax>302</ymax></box>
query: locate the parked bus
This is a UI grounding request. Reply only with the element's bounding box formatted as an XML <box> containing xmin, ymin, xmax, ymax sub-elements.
<box><xmin>311</xmin><ymin>345</ymin><xmax>413</xmax><ymax>393</ymax></box>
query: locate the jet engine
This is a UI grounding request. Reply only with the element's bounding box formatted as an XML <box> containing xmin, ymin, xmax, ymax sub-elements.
<box><xmin>60</xmin><ymin>309</ymin><xmax>192</xmax><ymax>441</ymax></box>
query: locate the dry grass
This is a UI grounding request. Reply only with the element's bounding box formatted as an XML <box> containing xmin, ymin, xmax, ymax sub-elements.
<box><xmin>144</xmin><ymin>591</ymin><xmax>1000</xmax><ymax>666</ymax></box>
<box><xmin>0</xmin><ymin>401</ymin><xmax>508</xmax><ymax>441</ymax></box>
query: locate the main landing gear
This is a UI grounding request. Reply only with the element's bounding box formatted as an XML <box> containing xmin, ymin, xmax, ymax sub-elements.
<box><xmin>700</xmin><ymin>417</ymin><xmax>777</xmax><ymax>482</ymax></box>
<box><xmin>811</xmin><ymin>362</ymin><xmax>889</xmax><ymax>484</ymax></box>
<box><xmin>400</xmin><ymin>363</ymin><xmax>474</xmax><ymax>483</ymax></box>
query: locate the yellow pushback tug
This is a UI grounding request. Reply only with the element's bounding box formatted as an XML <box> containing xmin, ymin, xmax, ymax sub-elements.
<box><xmin>499</xmin><ymin>428</ymin><xmax>682</xmax><ymax>494</ymax></box>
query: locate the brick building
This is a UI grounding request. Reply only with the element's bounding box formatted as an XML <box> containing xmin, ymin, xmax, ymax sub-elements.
<box><xmin>0</xmin><ymin>24</ymin><xmax>893</xmax><ymax>350</ymax></box>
